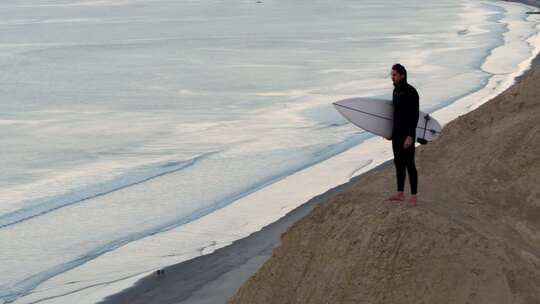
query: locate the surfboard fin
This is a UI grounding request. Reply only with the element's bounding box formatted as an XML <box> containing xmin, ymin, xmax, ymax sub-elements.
<box><xmin>417</xmin><ymin>138</ymin><xmax>428</xmax><ymax>145</ymax></box>
<box><xmin>417</xmin><ymin>114</ymin><xmax>431</xmax><ymax>145</ymax></box>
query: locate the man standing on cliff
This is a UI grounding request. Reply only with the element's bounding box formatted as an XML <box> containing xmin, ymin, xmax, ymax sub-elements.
<box><xmin>385</xmin><ymin>63</ymin><xmax>419</xmax><ymax>207</ymax></box>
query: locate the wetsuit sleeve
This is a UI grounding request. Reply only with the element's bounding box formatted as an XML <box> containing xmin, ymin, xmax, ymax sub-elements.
<box><xmin>406</xmin><ymin>88</ymin><xmax>420</xmax><ymax>138</ymax></box>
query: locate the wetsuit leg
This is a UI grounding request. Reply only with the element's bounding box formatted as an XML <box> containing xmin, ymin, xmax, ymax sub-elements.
<box><xmin>392</xmin><ymin>138</ymin><xmax>406</xmax><ymax>192</ymax></box>
<box><xmin>403</xmin><ymin>141</ymin><xmax>418</xmax><ymax>195</ymax></box>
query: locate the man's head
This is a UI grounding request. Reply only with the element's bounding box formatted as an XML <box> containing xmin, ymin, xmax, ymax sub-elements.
<box><xmin>391</xmin><ymin>63</ymin><xmax>407</xmax><ymax>87</ymax></box>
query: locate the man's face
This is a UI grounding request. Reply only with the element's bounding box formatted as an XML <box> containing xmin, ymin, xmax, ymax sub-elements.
<box><xmin>391</xmin><ymin>69</ymin><xmax>403</xmax><ymax>86</ymax></box>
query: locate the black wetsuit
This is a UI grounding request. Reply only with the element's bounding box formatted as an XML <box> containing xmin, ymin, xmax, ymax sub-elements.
<box><xmin>391</xmin><ymin>81</ymin><xmax>419</xmax><ymax>194</ymax></box>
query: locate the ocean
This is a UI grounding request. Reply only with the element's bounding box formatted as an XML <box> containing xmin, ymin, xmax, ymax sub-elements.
<box><xmin>1</xmin><ymin>0</ymin><xmax>539</xmax><ymax>303</ymax></box>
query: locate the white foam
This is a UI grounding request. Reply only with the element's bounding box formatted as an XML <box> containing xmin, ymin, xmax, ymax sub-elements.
<box><xmin>435</xmin><ymin>0</ymin><xmax>540</xmax><ymax>124</ymax></box>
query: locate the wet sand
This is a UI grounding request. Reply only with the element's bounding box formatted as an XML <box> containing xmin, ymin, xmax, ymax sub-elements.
<box><xmin>99</xmin><ymin>160</ymin><xmax>394</xmax><ymax>304</ymax></box>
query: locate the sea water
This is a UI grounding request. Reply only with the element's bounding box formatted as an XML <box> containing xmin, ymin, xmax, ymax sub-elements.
<box><xmin>1</xmin><ymin>0</ymin><xmax>539</xmax><ymax>303</ymax></box>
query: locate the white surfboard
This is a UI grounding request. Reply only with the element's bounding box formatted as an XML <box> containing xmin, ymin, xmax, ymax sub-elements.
<box><xmin>333</xmin><ymin>97</ymin><xmax>441</xmax><ymax>143</ymax></box>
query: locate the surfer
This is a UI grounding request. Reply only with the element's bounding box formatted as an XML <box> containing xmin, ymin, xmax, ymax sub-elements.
<box><xmin>385</xmin><ymin>63</ymin><xmax>419</xmax><ymax>207</ymax></box>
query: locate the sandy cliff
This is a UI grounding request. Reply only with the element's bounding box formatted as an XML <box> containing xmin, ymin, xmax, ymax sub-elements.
<box><xmin>228</xmin><ymin>66</ymin><xmax>540</xmax><ymax>304</ymax></box>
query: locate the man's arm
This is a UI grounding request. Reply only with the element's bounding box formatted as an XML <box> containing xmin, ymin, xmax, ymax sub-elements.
<box><xmin>406</xmin><ymin>88</ymin><xmax>420</xmax><ymax>138</ymax></box>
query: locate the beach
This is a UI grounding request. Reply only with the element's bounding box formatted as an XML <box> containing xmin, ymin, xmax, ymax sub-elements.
<box><xmin>2</xmin><ymin>0</ymin><xmax>540</xmax><ymax>303</ymax></box>
<box><xmin>97</xmin><ymin>2</ymin><xmax>540</xmax><ymax>304</ymax></box>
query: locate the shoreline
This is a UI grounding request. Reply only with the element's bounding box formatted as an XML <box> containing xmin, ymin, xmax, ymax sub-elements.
<box><xmin>99</xmin><ymin>159</ymin><xmax>395</xmax><ymax>304</ymax></box>
<box><xmin>96</xmin><ymin>2</ymin><xmax>540</xmax><ymax>303</ymax></box>
<box><xmin>1</xmin><ymin>1</ymin><xmax>539</xmax><ymax>303</ymax></box>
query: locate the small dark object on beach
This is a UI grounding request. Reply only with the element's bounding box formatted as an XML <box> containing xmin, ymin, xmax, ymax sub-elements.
<box><xmin>156</xmin><ymin>269</ymin><xmax>166</xmax><ymax>277</ymax></box>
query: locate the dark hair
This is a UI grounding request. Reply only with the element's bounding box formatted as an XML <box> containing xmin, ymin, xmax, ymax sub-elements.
<box><xmin>392</xmin><ymin>63</ymin><xmax>407</xmax><ymax>83</ymax></box>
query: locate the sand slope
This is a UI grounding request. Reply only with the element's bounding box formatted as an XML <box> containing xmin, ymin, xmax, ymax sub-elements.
<box><xmin>228</xmin><ymin>66</ymin><xmax>540</xmax><ymax>304</ymax></box>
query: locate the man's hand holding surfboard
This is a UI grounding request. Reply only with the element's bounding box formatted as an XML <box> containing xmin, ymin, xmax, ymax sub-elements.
<box><xmin>384</xmin><ymin>135</ymin><xmax>412</xmax><ymax>150</ymax></box>
<box><xmin>403</xmin><ymin>136</ymin><xmax>413</xmax><ymax>149</ymax></box>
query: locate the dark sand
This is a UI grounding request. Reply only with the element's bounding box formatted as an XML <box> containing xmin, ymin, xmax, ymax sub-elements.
<box><xmin>99</xmin><ymin>161</ymin><xmax>395</xmax><ymax>304</ymax></box>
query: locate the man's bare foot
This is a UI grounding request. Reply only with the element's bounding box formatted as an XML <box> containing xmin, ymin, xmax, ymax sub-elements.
<box><xmin>386</xmin><ymin>192</ymin><xmax>405</xmax><ymax>202</ymax></box>
<box><xmin>406</xmin><ymin>195</ymin><xmax>417</xmax><ymax>207</ymax></box>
